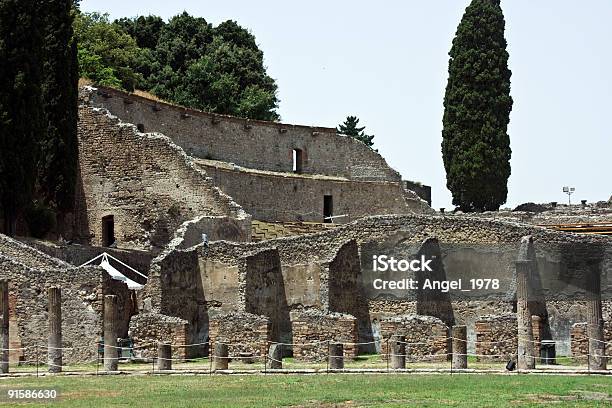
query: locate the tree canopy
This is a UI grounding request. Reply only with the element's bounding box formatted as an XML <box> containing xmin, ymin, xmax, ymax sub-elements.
<box><xmin>441</xmin><ymin>0</ymin><xmax>513</xmax><ymax>212</ymax></box>
<box><xmin>40</xmin><ymin>0</ymin><xmax>79</xmax><ymax>214</ymax></box>
<box><xmin>76</xmin><ymin>11</ymin><xmax>280</xmax><ymax>121</ymax></box>
<box><xmin>0</xmin><ymin>0</ymin><xmax>45</xmax><ymax>233</ymax></box>
<box><xmin>337</xmin><ymin>116</ymin><xmax>375</xmax><ymax>148</ymax></box>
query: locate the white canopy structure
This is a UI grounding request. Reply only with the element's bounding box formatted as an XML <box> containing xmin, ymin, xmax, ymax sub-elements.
<box><xmin>79</xmin><ymin>252</ymin><xmax>146</xmax><ymax>290</ymax></box>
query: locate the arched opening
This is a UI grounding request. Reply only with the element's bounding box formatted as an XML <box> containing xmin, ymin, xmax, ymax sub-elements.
<box><xmin>136</xmin><ymin>123</ymin><xmax>145</xmax><ymax>133</ymax></box>
<box><xmin>102</xmin><ymin>215</ymin><xmax>115</xmax><ymax>247</ymax></box>
<box><xmin>292</xmin><ymin>149</ymin><xmax>303</xmax><ymax>173</ymax></box>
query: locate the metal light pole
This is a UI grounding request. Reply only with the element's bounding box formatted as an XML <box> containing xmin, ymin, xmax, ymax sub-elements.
<box><xmin>563</xmin><ymin>186</ymin><xmax>575</xmax><ymax>206</ymax></box>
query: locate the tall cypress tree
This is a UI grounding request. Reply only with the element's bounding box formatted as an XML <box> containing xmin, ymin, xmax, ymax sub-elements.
<box><xmin>0</xmin><ymin>0</ymin><xmax>44</xmax><ymax>234</ymax></box>
<box><xmin>442</xmin><ymin>0</ymin><xmax>513</xmax><ymax>212</ymax></box>
<box><xmin>40</xmin><ymin>0</ymin><xmax>79</xmax><ymax>214</ymax></box>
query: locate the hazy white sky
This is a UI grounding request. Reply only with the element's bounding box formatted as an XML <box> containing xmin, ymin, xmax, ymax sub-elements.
<box><xmin>81</xmin><ymin>0</ymin><xmax>611</xmax><ymax>209</ymax></box>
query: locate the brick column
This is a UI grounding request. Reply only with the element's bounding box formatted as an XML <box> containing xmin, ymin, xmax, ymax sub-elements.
<box><xmin>104</xmin><ymin>295</ymin><xmax>118</xmax><ymax>371</ymax></box>
<box><xmin>48</xmin><ymin>287</ymin><xmax>62</xmax><ymax>373</ymax></box>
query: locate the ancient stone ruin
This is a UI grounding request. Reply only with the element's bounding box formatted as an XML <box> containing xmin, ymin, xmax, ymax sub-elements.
<box><xmin>0</xmin><ymin>85</ymin><xmax>610</xmax><ymax>371</ymax></box>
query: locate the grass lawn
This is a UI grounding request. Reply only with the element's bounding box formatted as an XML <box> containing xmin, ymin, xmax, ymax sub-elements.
<box><xmin>0</xmin><ymin>374</ymin><xmax>610</xmax><ymax>407</ymax></box>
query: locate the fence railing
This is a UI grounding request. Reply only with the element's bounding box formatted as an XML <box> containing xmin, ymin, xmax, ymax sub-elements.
<box><xmin>1</xmin><ymin>334</ymin><xmax>611</xmax><ymax>376</ymax></box>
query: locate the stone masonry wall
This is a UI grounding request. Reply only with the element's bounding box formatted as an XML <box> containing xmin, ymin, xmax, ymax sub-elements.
<box><xmin>18</xmin><ymin>237</ymin><xmax>153</xmax><ymax>281</ymax></box>
<box><xmin>199</xmin><ymin>161</ymin><xmax>420</xmax><ymax>223</ymax></box>
<box><xmin>474</xmin><ymin>315</ymin><xmax>517</xmax><ymax>361</ymax></box>
<box><xmin>75</xmin><ymin>102</ymin><xmax>248</xmax><ymax>250</ymax></box>
<box><xmin>208</xmin><ymin>311</ymin><xmax>270</xmax><ymax>362</ymax></box>
<box><xmin>0</xmin><ymin>254</ymin><xmax>126</xmax><ymax>364</ymax></box>
<box><xmin>86</xmin><ymin>86</ymin><xmax>401</xmax><ymax>182</ymax></box>
<box><xmin>570</xmin><ymin>321</ymin><xmax>612</xmax><ymax>360</ymax></box>
<box><xmin>147</xmin><ymin>214</ymin><xmax>611</xmax><ymax>359</ymax></box>
<box><xmin>129</xmin><ymin>313</ymin><xmax>190</xmax><ymax>359</ymax></box>
<box><xmin>290</xmin><ymin>310</ymin><xmax>358</xmax><ymax>361</ymax></box>
<box><xmin>241</xmin><ymin>248</ymin><xmax>288</xmax><ymax>343</ymax></box>
<box><xmin>379</xmin><ymin>315</ymin><xmax>448</xmax><ymax>361</ymax></box>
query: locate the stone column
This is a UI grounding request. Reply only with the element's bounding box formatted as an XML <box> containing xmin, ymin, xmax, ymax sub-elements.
<box><xmin>0</xmin><ymin>280</ymin><xmax>8</xmax><ymax>374</ymax></box>
<box><xmin>48</xmin><ymin>287</ymin><xmax>62</xmax><ymax>373</ymax></box>
<box><xmin>267</xmin><ymin>343</ymin><xmax>282</xmax><ymax>369</ymax></box>
<box><xmin>329</xmin><ymin>342</ymin><xmax>344</xmax><ymax>370</ymax></box>
<box><xmin>213</xmin><ymin>343</ymin><xmax>228</xmax><ymax>370</ymax></box>
<box><xmin>587</xmin><ymin>264</ymin><xmax>606</xmax><ymax>371</ymax></box>
<box><xmin>452</xmin><ymin>325</ymin><xmax>468</xmax><ymax>369</ymax></box>
<box><xmin>103</xmin><ymin>295</ymin><xmax>118</xmax><ymax>372</ymax></box>
<box><xmin>390</xmin><ymin>335</ymin><xmax>406</xmax><ymax>369</ymax></box>
<box><xmin>158</xmin><ymin>343</ymin><xmax>172</xmax><ymax>370</ymax></box>
<box><xmin>516</xmin><ymin>260</ymin><xmax>535</xmax><ymax>370</ymax></box>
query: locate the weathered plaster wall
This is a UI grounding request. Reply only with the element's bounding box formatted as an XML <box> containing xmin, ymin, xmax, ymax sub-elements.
<box><xmin>75</xmin><ymin>101</ymin><xmax>248</xmax><ymax>250</ymax></box>
<box><xmin>241</xmin><ymin>248</ymin><xmax>288</xmax><ymax>343</ymax></box>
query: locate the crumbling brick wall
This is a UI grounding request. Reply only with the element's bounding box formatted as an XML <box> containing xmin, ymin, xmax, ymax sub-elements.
<box><xmin>379</xmin><ymin>315</ymin><xmax>448</xmax><ymax>361</ymax></box>
<box><xmin>570</xmin><ymin>321</ymin><xmax>612</xmax><ymax>360</ymax></box>
<box><xmin>129</xmin><ymin>313</ymin><xmax>191</xmax><ymax>359</ymax></box>
<box><xmin>75</xmin><ymin>103</ymin><xmax>249</xmax><ymax>250</ymax></box>
<box><xmin>0</xmin><ymin>255</ymin><xmax>128</xmax><ymax>364</ymax></box>
<box><xmin>290</xmin><ymin>310</ymin><xmax>358</xmax><ymax>361</ymax></box>
<box><xmin>145</xmin><ymin>214</ymin><xmax>612</xmax><ymax>361</ymax></box>
<box><xmin>208</xmin><ymin>311</ymin><xmax>270</xmax><ymax>361</ymax></box>
<box><xmin>474</xmin><ymin>315</ymin><xmax>517</xmax><ymax>361</ymax></box>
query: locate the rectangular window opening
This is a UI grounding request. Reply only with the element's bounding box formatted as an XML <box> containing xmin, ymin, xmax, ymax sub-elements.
<box><xmin>292</xmin><ymin>149</ymin><xmax>303</xmax><ymax>173</ymax></box>
<box><xmin>323</xmin><ymin>195</ymin><xmax>333</xmax><ymax>223</ymax></box>
<box><xmin>102</xmin><ymin>215</ymin><xmax>115</xmax><ymax>247</ymax></box>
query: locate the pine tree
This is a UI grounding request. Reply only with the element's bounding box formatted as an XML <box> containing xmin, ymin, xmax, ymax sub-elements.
<box><xmin>40</xmin><ymin>0</ymin><xmax>79</xmax><ymax>214</ymax></box>
<box><xmin>0</xmin><ymin>0</ymin><xmax>44</xmax><ymax>234</ymax></box>
<box><xmin>441</xmin><ymin>0</ymin><xmax>513</xmax><ymax>212</ymax></box>
<box><xmin>337</xmin><ymin>116</ymin><xmax>375</xmax><ymax>148</ymax></box>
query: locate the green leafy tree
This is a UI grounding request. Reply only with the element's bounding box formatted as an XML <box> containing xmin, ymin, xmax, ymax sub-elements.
<box><xmin>0</xmin><ymin>0</ymin><xmax>44</xmax><ymax>234</ymax></box>
<box><xmin>442</xmin><ymin>0</ymin><xmax>513</xmax><ymax>212</ymax></box>
<box><xmin>39</xmin><ymin>0</ymin><xmax>79</xmax><ymax>215</ymax></box>
<box><xmin>111</xmin><ymin>13</ymin><xmax>279</xmax><ymax>121</ymax></box>
<box><xmin>74</xmin><ymin>12</ymin><xmax>142</xmax><ymax>91</ymax></box>
<box><xmin>337</xmin><ymin>116</ymin><xmax>375</xmax><ymax>148</ymax></box>
<box><xmin>115</xmin><ymin>15</ymin><xmax>165</xmax><ymax>49</ymax></box>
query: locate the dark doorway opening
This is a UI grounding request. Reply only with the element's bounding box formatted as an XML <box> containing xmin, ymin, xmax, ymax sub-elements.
<box><xmin>137</xmin><ymin>123</ymin><xmax>145</xmax><ymax>132</ymax></box>
<box><xmin>323</xmin><ymin>195</ymin><xmax>333</xmax><ymax>223</ymax></box>
<box><xmin>292</xmin><ymin>149</ymin><xmax>303</xmax><ymax>173</ymax></box>
<box><xmin>102</xmin><ymin>215</ymin><xmax>115</xmax><ymax>247</ymax></box>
